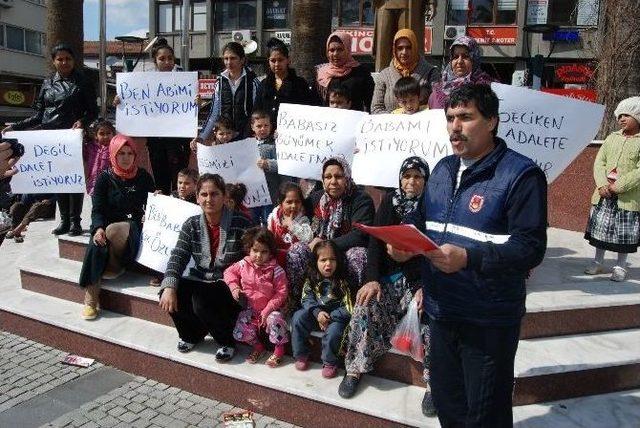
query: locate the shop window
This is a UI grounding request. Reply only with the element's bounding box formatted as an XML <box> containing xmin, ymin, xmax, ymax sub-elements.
<box><xmin>264</xmin><ymin>0</ymin><xmax>289</xmax><ymax>29</ymax></box>
<box><xmin>6</xmin><ymin>25</ymin><xmax>24</xmax><ymax>51</ymax></box>
<box><xmin>215</xmin><ymin>1</ymin><xmax>257</xmax><ymax>31</ymax></box>
<box><xmin>547</xmin><ymin>0</ymin><xmax>599</xmax><ymax>26</ymax></box>
<box><xmin>25</xmin><ymin>30</ymin><xmax>42</xmax><ymax>55</ymax></box>
<box><xmin>157</xmin><ymin>1</ymin><xmax>208</xmax><ymax>33</ymax></box>
<box><xmin>333</xmin><ymin>0</ymin><xmax>374</xmax><ymax>27</ymax></box>
<box><xmin>448</xmin><ymin>0</ymin><xmax>517</xmax><ymax>25</ymax></box>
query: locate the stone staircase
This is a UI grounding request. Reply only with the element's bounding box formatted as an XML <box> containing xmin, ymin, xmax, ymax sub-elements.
<box><xmin>2</xmin><ymin>220</ymin><xmax>640</xmax><ymax>427</ymax></box>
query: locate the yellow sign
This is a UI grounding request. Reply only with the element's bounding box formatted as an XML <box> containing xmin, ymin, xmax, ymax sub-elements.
<box><xmin>3</xmin><ymin>90</ymin><xmax>26</xmax><ymax>105</ymax></box>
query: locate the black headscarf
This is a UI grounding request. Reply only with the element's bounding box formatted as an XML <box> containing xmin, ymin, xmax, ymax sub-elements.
<box><xmin>392</xmin><ymin>156</ymin><xmax>430</xmax><ymax>218</ymax></box>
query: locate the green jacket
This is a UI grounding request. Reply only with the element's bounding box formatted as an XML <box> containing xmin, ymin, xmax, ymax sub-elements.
<box><xmin>591</xmin><ymin>131</ymin><xmax>640</xmax><ymax>211</ymax></box>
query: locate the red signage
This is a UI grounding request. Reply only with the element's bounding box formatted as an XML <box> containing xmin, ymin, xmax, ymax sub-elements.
<box><xmin>555</xmin><ymin>64</ymin><xmax>594</xmax><ymax>84</ymax></box>
<box><xmin>467</xmin><ymin>27</ymin><xmax>517</xmax><ymax>45</ymax></box>
<box><xmin>339</xmin><ymin>27</ymin><xmax>433</xmax><ymax>55</ymax></box>
<box><xmin>541</xmin><ymin>88</ymin><xmax>598</xmax><ymax>103</ymax></box>
<box><xmin>198</xmin><ymin>78</ymin><xmax>217</xmax><ymax>99</ymax></box>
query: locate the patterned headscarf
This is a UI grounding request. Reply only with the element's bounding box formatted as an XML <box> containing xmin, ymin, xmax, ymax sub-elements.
<box><xmin>392</xmin><ymin>29</ymin><xmax>420</xmax><ymax>77</ymax></box>
<box><xmin>109</xmin><ymin>134</ymin><xmax>138</xmax><ymax>180</ymax></box>
<box><xmin>316</xmin><ymin>32</ymin><xmax>361</xmax><ymax>97</ymax></box>
<box><xmin>392</xmin><ymin>156</ymin><xmax>429</xmax><ymax>219</ymax></box>
<box><xmin>313</xmin><ymin>156</ymin><xmax>355</xmax><ymax>240</ymax></box>
<box><xmin>433</xmin><ymin>36</ymin><xmax>494</xmax><ymax>97</ymax></box>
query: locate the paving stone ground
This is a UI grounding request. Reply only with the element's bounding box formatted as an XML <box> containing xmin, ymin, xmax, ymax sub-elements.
<box><xmin>0</xmin><ymin>331</ymin><xmax>298</xmax><ymax>428</ymax></box>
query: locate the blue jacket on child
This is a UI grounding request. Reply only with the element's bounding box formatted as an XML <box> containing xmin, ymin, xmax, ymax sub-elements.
<box><xmin>407</xmin><ymin>138</ymin><xmax>547</xmax><ymax>327</ymax></box>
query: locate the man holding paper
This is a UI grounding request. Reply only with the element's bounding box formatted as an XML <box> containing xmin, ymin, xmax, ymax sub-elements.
<box><xmin>390</xmin><ymin>84</ymin><xmax>547</xmax><ymax>426</ymax></box>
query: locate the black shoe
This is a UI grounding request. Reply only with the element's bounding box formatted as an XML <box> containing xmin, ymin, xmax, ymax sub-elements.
<box><xmin>52</xmin><ymin>222</ymin><xmax>70</xmax><ymax>235</ymax></box>
<box><xmin>68</xmin><ymin>222</ymin><xmax>82</xmax><ymax>236</ymax></box>
<box><xmin>421</xmin><ymin>390</ymin><xmax>437</xmax><ymax>417</ymax></box>
<box><xmin>338</xmin><ymin>374</ymin><xmax>360</xmax><ymax>399</ymax></box>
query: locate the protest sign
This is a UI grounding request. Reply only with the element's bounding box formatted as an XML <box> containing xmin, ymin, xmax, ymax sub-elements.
<box><xmin>275</xmin><ymin>103</ymin><xmax>368</xmax><ymax>180</ymax></box>
<box><xmin>352</xmin><ymin>110</ymin><xmax>451</xmax><ymax>187</ymax></box>
<box><xmin>136</xmin><ymin>193</ymin><xmax>201</xmax><ymax>273</ymax></box>
<box><xmin>197</xmin><ymin>139</ymin><xmax>272</xmax><ymax>208</ymax></box>
<box><xmin>5</xmin><ymin>129</ymin><xmax>85</xmax><ymax>193</ymax></box>
<box><xmin>492</xmin><ymin>83</ymin><xmax>605</xmax><ymax>182</ymax></box>
<box><xmin>115</xmin><ymin>71</ymin><xmax>198</xmax><ymax>137</ymax></box>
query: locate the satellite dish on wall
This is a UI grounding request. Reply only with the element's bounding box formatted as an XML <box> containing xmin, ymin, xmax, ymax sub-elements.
<box><xmin>243</xmin><ymin>40</ymin><xmax>258</xmax><ymax>55</ymax></box>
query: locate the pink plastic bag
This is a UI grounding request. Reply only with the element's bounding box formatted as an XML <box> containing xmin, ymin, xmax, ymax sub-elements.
<box><xmin>390</xmin><ymin>296</ymin><xmax>425</xmax><ymax>362</ymax></box>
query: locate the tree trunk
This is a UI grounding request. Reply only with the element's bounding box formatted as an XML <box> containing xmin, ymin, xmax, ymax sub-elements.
<box><xmin>46</xmin><ymin>0</ymin><xmax>85</xmax><ymax>66</ymax></box>
<box><xmin>594</xmin><ymin>0</ymin><xmax>640</xmax><ymax>138</ymax></box>
<box><xmin>290</xmin><ymin>0</ymin><xmax>332</xmax><ymax>84</ymax></box>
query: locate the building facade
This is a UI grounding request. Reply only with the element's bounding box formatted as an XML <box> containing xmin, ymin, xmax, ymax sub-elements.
<box><xmin>0</xmin><ymin>0</ymin><xmax>47</xmax><ymax>124</ymax></box>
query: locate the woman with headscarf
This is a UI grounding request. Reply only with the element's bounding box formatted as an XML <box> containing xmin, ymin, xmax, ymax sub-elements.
<box><xmin>370</xmin><ymin>29</ymin><xmax>439</xmax><ymax>114</ymax></box>
<box><xmin>3</xmin><ymin>43</ymin><xmax>98</xmax><ymax>236</ymax></box>
<box><xmin>286</xmin><ymin>157</ymin><xmax>375</xmax><ymax>307</ymax></box>
<box><xmin>78</xmin><ymin>134</ymin><xmax>155</xmax><ymax>320</ymax></box>
<box><xmin>316</xmin><ymin>32</ymin><xmax>374</xmax><ymax>112</ymax></box>
<box><xmin>338</xmin><ymin>157</ymin><xmax>434</xmax><ymax>417</ymax></box>
<box><xmin>428</xmin><ymin>35</ymin><xmax>495</xmax><ymax>109</ymax></box>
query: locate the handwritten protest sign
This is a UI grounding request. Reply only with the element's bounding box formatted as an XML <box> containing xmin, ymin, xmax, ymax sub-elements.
<box><xmin>492</xmin><ymin>82</ymin><xmax>605</xmax><ymax>182</ymax></box>
<box><xmin>352</xmin><ymin>110</ymin><xmax>451</xmax><ymax>187</ymax></box>
<box><xmin>276</xmin><ymin>103</ymin><xmax>367</xmax><ymax>180</ymax></box>
<box><xmin>197</xmin><ymin>139</ymin><xmax>272</xmax><ymax>208</ymax></box>
<box><xmin>136</xmin><ymin>193</ymin><xmax>201</xmax><ymax>273</ymax></box>
<box><xmin>115</xmin><ymin>71</ymin><xmax>198</xmax><ymax>137</ymax></box>
<box><xmin>5</xmin><ymin>129</ymin><xmax>85</xmax><ymax>193</ymax></box>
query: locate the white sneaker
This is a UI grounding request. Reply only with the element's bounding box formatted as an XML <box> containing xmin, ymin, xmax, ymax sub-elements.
<box><xmin>610</xmin><ymin>266</ymin><xmax>628</xmax><ymax>282</ymax></box>
<box><xmin>584</xmin><ymin>261</ymin><xmax>605</xmax><ymax>275</ymax></box>
<box><xmin>215</xmin><ymin>346</ymin><xmax>235</xmax><ymax>362</ymax></box>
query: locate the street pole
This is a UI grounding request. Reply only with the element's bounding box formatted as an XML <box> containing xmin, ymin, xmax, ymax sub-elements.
<box><xmin>181</xmin><ymin>0</ymin><xmax>190</xmax><ymax>71</ymax></box>
<box><xmin>99</xmin><ymin>0</ymin><xmax>107</xmax><ymax>118</ymax></box>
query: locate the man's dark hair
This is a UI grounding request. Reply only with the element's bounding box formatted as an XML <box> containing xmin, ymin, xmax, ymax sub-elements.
<box><xmin>393</xmin><ymin>76</ymin><xmax>421</xmax><ymax>99</ymax></box>
<box><xmin>446</xmin><ymin>84</ymin><xmax>499</xmax><ymax>136</ymax></box>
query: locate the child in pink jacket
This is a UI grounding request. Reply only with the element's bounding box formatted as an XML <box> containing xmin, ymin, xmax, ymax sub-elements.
<box><xmin>224</xmin><ymin>227</ymin><xmax>289</xmax><ymax>367</ymax></box>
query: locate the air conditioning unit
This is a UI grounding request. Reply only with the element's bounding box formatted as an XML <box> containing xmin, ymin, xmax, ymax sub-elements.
<box><xmin>0</xmin><ymin>0</ymin><xmax>15</xmax><ymax>8</ymax></box>
<box><xmin>444</xmin><ymin>25</ymin><xmax>466</xmax><ymax>41</ymax></box>
<box><xmin>231</xmin><ymin>30</ymin><xmax>252</xmax><ymax>44</ymax></box>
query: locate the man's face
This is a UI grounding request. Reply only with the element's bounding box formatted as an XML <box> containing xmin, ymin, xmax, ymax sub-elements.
<box><xmin>446</xmin><ymin>101</ymin><xmax>497</xmax><ymax>160</ymax></box>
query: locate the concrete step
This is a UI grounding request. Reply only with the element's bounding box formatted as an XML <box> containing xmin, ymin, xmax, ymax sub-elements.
<box><xmin>49</xmin><ymin>240</ymin><xmax>640</xmax><ymax>339</ymax></box>
<box><xmin>16</xmin><ymin>255</ymin><xmax>640</xmax><ymax>406</ymax></box>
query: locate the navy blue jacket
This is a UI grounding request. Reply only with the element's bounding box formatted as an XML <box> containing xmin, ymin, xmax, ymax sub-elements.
<box><xmin>407</xmin><ymin>138</ymin><xmax>547</xmax><ymax>326</ymax></box>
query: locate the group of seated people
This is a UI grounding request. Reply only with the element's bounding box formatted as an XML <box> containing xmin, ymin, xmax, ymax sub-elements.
<box><xmin>76</xmin><ymin>128</ymin><xmax>433</xmax><ymax>405</ymax></box>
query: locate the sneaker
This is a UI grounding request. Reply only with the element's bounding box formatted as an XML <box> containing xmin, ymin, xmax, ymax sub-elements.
<box><xmin>81</xmin><ymin>305</ymin><xmax>98</xmax><ymax>320</ymax></box>
<box><xmin>421</xmin><ymin>389</ymin><xmax>437</xmax><ymax>417</ymax></box>
<box><xmin>338</xmin><ymin>373</ymin><xmax>360</xmax><ymax>398</ymax></box>
<box><xmin>610</xmin><ymin>265</ymin><xmax>628</xmax><ymax>282</ymax></box>
<box><xmin>177</xmin><ymin>340</ymin><xmax>195</xmax><ymax>353</ymax></box>
<box><xmin>294</xmin><ymin>356</ymin><xmax>309</xmax><ymax>371</ymax></box>
<box><xmin>584</xmin><ymin>261</ymin><xmax>605</xmax><ymax>275</ymax></box>
<box><xmin>215</xmin><ymin>346</ymin><xmax>235</xmax><ymax>362</ymax></box>
<box><xmin>321</xmin><ymin>363</ymin><xmax>338</xmax><ymax>378</ymax></box>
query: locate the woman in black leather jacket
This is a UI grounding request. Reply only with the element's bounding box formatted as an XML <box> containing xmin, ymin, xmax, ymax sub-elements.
<box><xmin>3</xmin><ymin>43</ymin><xmax>98</xmax><ymax>236</ymax></box>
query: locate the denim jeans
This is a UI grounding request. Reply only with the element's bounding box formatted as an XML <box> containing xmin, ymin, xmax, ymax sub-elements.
<box><xmin>429</xmin><ymin>318</ymin><xmax>521</xmax><ymax>428</ymax></box>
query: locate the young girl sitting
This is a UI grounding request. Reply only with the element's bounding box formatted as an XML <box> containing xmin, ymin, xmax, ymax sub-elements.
<box><xmin>84</xmin><ymin>120</ymin><xmax>115</xmax><ymax>196</ymax></box>
<box><xmin>585</xmin><ymin>96</ymin><xmax>640</xmax><ymax>281</ymax></box>
<box><xmin>225</xmin><ymin>182</ymin><xmax>251</xmax><ymax>220</ymax></box>
<box><xmin>190</xmin><ymin>117</ymin><xmax>237</xmax><ymax>153</ymax></box>
<box><xmin>267</xmin><ymin>182</ymin><xmax>313</xmax><ymax>266</ymax></box>
<box><xmin>291</xmin><ymin>240</ymin><xmax>353</xmax><ymax>378</ymax></box>
<box><xmin>224</xmin><ymin>227</ymin><xmax>289</xmax><ymax>367</ymax></box>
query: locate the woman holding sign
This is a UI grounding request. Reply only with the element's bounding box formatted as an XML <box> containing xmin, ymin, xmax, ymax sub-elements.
<box><xmin>428</xmin><ymin>36</ymin><xmax>494</xmax><ymax>109</ymax></box>
<box><xmin>3</xmin><ymin>43</ymin><xmax>98</xmax><ymax>236</ymax></box>
<box><xmin>158</xmin><ymin>173</ymin><xmax>253</xmax><ymax>360</ymax></box>
<box><xmin>78</xmin><ymin>134</ymin><xmax>155</xmax><ymax>320</ymax></box>
<box><xmin>287</xmin><ymin>157</ymin><xmax>374</xmax><ymax>307</ymax></box>
<box><xmin>370</xmin><ymin>29</ymin><xmax>439</xmax><ymax>114</ymax></box>
<box><xmin>338</xmin><ymin>156</ymin><xmax>435</xmax><ymax>415</ymax></box>
<box><xmin>194</xmin><ymin>42</ymin><xmax>261</xmax><ymax>143</ymax></box>
<box><xmin>316</xmin><ymin>32</ymin><xmax>374</xmax><ymax>112</ymax></box>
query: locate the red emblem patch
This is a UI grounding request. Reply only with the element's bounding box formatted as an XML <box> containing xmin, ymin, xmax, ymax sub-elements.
<box><xmin>469</xmin><ymin>194</ymin><xmax>484</xmax><ymax>213</ymax></box>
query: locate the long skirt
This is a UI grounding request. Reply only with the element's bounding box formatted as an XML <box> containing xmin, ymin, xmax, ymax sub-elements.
<box><xmin>585</xmin><ymin>197</ymin><xmax>640</xmax><ymax>253</ymax></box>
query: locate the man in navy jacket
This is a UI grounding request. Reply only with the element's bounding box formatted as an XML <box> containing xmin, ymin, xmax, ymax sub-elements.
<box><xmin>391</xmin><ymin>84</ymin><xmax>547</xmax><ymax>427</ymax></box>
